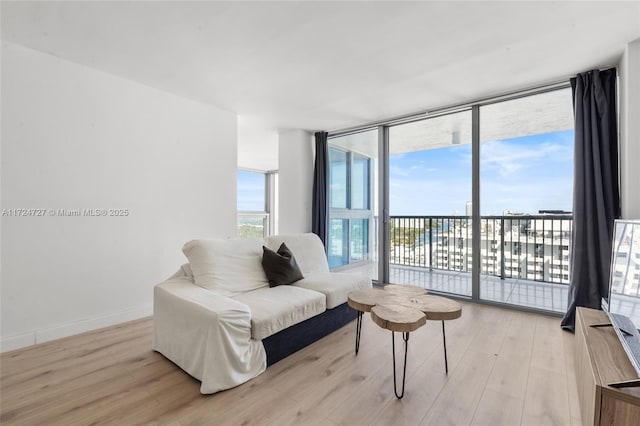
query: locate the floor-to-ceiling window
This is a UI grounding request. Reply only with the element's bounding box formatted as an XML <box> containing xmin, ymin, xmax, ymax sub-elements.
<box><xmin>328</xmin><ymin>84</ymin><xmax>574</xmax><ymax>313</ymax></box>
<box><xmin>327</xmin><ymin>130</ymin><xmax>378</xmax><ymax>280</ymax></box>
<box><xmin>388</xmin><ymin>111</ymin><xmax>473</xmax><ymax>296</ymax></box>
<box><xmin>479</xmin><ymin>88</ymin><xmax>574</xmax><ymax>311</ymax></box>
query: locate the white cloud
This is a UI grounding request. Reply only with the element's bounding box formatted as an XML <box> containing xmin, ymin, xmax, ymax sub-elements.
<box><xmin>389</xmin><ymin>165</ymin><xmax>411</xmax><ymax>177</ymax></box>
<box><xmin>480</xmin><ymin>140</ymin><xmax>572</xmax><ymax>177</ymax></box>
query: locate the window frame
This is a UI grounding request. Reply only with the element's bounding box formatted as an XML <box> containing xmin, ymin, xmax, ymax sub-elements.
<box><xmin>237</xmin><ymin>169</ymin><xmax>278</xmax><ymax>238</ymax></box>
<box><xmin>327</xmin><ymin>145</ymin><xmax>374</xmax><ymax>269</ymax></box>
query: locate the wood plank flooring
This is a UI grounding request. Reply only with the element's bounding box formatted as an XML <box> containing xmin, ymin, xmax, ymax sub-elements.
<box><xmin>0</xmin><ymin>302</ymin><xmax>581</xmax><ymax>425</ymax></box>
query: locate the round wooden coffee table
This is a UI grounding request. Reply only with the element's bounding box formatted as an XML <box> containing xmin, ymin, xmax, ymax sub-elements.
<box><xmin>348</xmin><ymin>285</ymin><xmax>462</xmax><ymax>399</ymax></box>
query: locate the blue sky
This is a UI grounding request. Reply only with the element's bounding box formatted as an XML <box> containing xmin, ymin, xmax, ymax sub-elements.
<box><xmin>239</xmin><ymin>130</ymin><xmax>574</xmax><ymax>215</ymax></box>
<box><xmin>390</xmin><ymin>130</ymin><xmax>574</xmax><ymax>215</ymax></box>
<box><xmin>237</xmin><ymin>170</ymin><xmax>265</xmax><ymax>211</ymax></box>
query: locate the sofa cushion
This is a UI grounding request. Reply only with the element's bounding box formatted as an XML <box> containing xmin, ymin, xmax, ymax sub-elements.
<box><xmin>294</xmin><ymin>272</ymin><xmax>372</xmax><ymax>309</ymax></box>
<box><xmin>265</xmin><ymin>233</ymin><xmax>330</xmax><ymax>276</ymax></box>
<box><xmin>231</xmin><ymin>286</ymin><xmax>326</xmax><ymax>340</ymax></box>
<box><xmin>262</xmin><ymin>243</ymin><xmax>304</xmax><ymax>287</ymax></box>
<box><xmin>182</xmin><ymin>238</ymin><xmax>268</xmax><ymax>296</ymax></box>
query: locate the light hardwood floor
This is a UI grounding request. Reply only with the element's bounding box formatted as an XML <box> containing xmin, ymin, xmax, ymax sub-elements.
<box><xmin>0</xmin><ymin>302</ymin><xmax>581</xmax><ymax>425</ymax></box>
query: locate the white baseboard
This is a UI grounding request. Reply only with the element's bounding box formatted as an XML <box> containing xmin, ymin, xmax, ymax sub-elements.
<box><xmin>0</xmin><ymin>304</ymin><xmax>153</xmax><ymax>353</ymax></box>
<box><xmin>0</xmin><ymin>333</ymin><xmax>36</xmax><ymax>353</ymax></box>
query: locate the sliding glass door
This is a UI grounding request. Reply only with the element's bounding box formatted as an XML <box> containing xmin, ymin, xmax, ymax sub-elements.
<box><xmin>387</xmin><ymin>111</ymin><xmax>473</xmax><ymax>296</ymax></box>
<box><xmin>479</xmin><ymin>88</ymin><xmax>574</xmax><ymax>311</ymax></box>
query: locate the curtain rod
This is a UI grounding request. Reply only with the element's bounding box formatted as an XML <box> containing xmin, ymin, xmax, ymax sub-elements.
<box><xmin>327</xmin><ymin>65</ymin><xmax>617</xmax><ymax>138</ymax></box>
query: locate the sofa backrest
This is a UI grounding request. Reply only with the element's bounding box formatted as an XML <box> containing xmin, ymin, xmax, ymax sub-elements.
<box><xmin>265</xmin><ymin>233</ymin><xmax>330</xmax><ymax>276</ymax></box>
<box><xmin>182</xmin><ymin>238</ymin><xmax>269</xmax><ymax>296</ymax></box>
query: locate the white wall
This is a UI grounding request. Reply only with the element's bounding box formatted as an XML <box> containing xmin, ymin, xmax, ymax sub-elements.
<box><xmin>619</xmin><ymin>38</ymin><xmax>640</xmax><ymax>219</ymax></box>
<box><xmin>278</xmin><ymin>130</ymin><xmax>313</xmax><ymax>234</ymax></box>
<box><xmin>237</xmin><ymin>116</ymin><xmax>278</xmax><ymax>171</ymax></box>
<box><xmin>1</xmin><ymin>42</ymin><xmax>238</xmax><ymax>351</ymax></box>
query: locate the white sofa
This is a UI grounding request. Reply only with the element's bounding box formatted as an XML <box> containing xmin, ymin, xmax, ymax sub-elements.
<box><xmin>153</xmin><ymin>233</ymin><xmax>371</xmax><ymax>394</ymax></box>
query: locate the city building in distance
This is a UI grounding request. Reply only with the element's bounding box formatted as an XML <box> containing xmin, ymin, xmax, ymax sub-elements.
<box><xmin>390</xmin><ymin>204</ymin><xmax>573</xmax><ymax>284</ymax></box>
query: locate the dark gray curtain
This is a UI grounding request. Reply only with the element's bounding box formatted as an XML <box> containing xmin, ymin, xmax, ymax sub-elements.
<box><xmin>561</xmin><ymin>68</ymin><xmax>620</xmax><ymax>331</ymax></box>
<box><xmin>312</xmin><ymin>131</ymin><xmax>328</xmax><ymax>247</ymax></box>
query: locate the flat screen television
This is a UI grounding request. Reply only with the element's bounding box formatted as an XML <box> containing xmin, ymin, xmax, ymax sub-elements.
<box><xmin>602</xmin><ymin>219</ymin><xmax>640</xmax><ymax>380</ymax></box>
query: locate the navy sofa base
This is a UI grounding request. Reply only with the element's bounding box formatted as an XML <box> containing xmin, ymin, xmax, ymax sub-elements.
<box><xmin>262</xmin><ymin>302</ymin><xmax>357</xmax><ymax>366</ymax></box>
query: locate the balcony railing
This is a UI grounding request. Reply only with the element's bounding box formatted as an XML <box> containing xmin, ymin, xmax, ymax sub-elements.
<box><xmin>238</xmin><ymin>212</ymin><xmax>270</xmax><ymax>238</ymax></box>
<box><xmin>390</xmin><ymin>214</ymin><xmax>573</xmax><ymax>284</ymax></box>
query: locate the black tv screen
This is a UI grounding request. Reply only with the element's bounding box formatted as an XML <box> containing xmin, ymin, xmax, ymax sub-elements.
<box><xmin>604</xmin><ymin>219</ymin><xmax>640</xmax><ymax>376</ymax></box>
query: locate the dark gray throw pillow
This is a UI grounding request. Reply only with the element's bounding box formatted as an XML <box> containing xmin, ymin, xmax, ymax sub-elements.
<box><xmin>262</xmin><ymin>243</ymin><xmax>304</xmax><ymax>287</ymax></box>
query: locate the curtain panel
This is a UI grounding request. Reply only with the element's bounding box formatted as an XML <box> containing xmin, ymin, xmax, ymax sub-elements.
<box><xmin>561</xmin><ymin>68</ymin><xmax>621</xmax><ymax>331</ymax></box>
<box><xmin>312</xmin><ymin>131</ymin><xmax>328</xmax><ymax>247</ymax></box>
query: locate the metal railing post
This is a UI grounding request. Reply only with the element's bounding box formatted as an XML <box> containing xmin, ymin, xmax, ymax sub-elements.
<box><xmin>429</xmin><ymin>217</ymin><xmax>433</xmax><ymax>271</ymax></box>
<box><xmin>500</xmin><ymin>217</ymin><xmax>505</xmax><ymax>280</ymax></box>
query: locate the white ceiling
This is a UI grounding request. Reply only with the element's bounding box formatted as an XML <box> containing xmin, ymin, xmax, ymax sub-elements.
<box><xmin>2</xmin><ymin>1</ymin><xmax>639</xmax><ymax>133</ymax></box>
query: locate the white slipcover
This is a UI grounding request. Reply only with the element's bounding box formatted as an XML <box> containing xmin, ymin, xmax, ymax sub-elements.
<box><xmin>231</xmin><ymin>285</ymin><xmax>326</xmax><ymax>340</ymax></box>
<box><xmin>154</xmin><ymin>233</ymin><xmax>374</xmax><ymax>394</ymax></box>
<box><xmin>153</xmin><ymin>270</ymin><xmax>266</xmax><ymax>394</ymax></box>
<box><xmin>182</xmin><ymin>238</ymin><xmax>269</xmax><ymax>296</ymax></box>
<box><xmin>294</xmin><ymin>272</ymin><xmax>372</xmax><ymax>309</ymax></box>
<box><xmin>265</xmin><ymin>233</ymin><xmax>330</xmax><ymax>276</ymax></box>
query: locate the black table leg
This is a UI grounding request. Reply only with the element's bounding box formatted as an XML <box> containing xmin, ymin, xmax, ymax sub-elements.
<box><xmin>355</xmin><ymin>310</ymin><xmax>363</xmax><ymax>355</ymax></box>
<box><xmin>392</xmin><ymin>331</ymin><xmax>410</xmax><ymax>399</ymax></box>
<box><xmin>442</xmin><ymin>320</ymin><xmax>448</xmax><ymax>374</ymax></box>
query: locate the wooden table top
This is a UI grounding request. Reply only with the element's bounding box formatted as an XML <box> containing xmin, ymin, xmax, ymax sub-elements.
<box><xmin>383</xmin><ymin>284</ymin><xmax>428</xmax><ymax>296</ymax></box>
<box><xmin>348</xmin><ymin>285</ymin><xmax>462</xmax><ymax>327</ymax></box>
<box><xmin>347</xmin><ymin>288</ymin><xmax>389</xmax><ymax>312</ymax></box>
<box><xmin>371</xmin><ymin>304</ymin><xmax>427</xmax><ymax>333</ymax></box>
<box><xmin>398</xmin><ymin>295</ymin><xmax>462</xmax><ymax>321</ymax></box>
